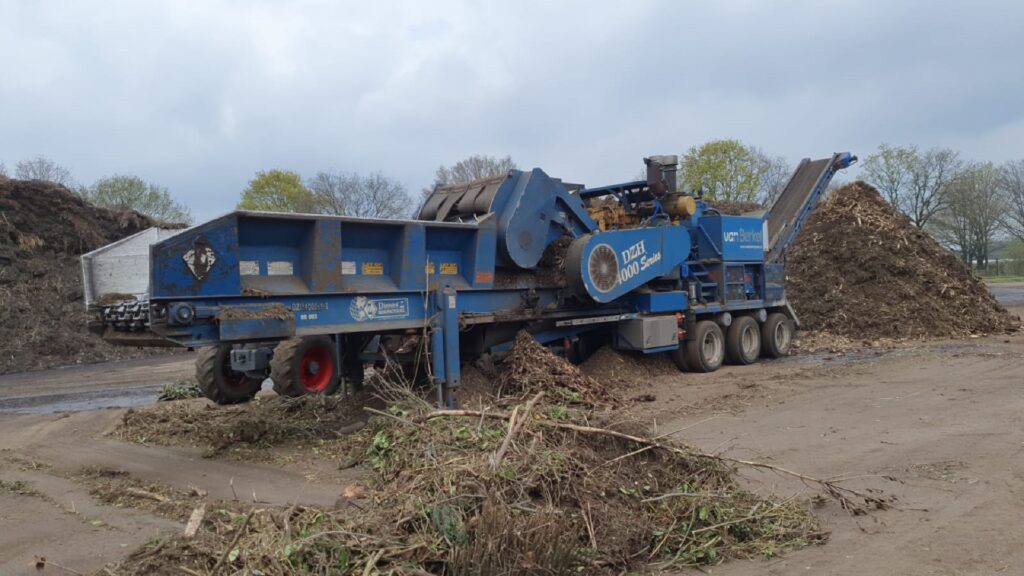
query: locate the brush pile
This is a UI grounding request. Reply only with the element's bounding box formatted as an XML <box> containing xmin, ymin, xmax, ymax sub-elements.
<box><xmin>786</xmin><ymin>182</ymin><xmax>1018</xmax><ymax>339</ymax></box>
<box><xmin>103</xmin><ymin>334</ymin><xmax>831</xmax><ymax>575</ymax></box>
<box><xmin>0</xmin><ymin>177</ymin><xmax>176</xmax><ymax>373</ymax></box>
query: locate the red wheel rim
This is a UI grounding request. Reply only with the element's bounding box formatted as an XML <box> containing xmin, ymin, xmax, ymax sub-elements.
<box><xmin>299</xmin><ymin>344</ymin><xmax>334</xmax><ymax>393</ymax></box>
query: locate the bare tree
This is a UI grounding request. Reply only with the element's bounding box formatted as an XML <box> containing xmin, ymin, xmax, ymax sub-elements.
<box><xmin>309</xmin><ymin>171</ymin><xmax>411</xmax><ymax>219</ymax></box>
<box><xmin>932</xmin><ymin>162</ymin><xmax>1004</xmax><ymax>267</ymax></box>
<box><xmin>753</xmin><ymin>149</ymin><xmax>791</xmax><ymax>205</ymax></box>
<box><xmin>423</xmin><ymin>155</ymin><xmax>517</xmax><ymax>198</ymax></box>
<box><xmin>905</xmin><ymin>147</ymin><xmax>962</xmax><ymax>229</ymax></box>
<box><xmin>14</xmin><ymin>155</ymin><xmax>76</xmax><ymax>187</ymax></box>
<box><xmin>0</xmin><ymin>161</ymin><xmax>7</xmax><ymax>177</ymax></box>
<box><xmin>861</xmin><ymin>143</ymin><xmax>918</xmax><ymax>208</ymax></box>
<box><xmin>1000</xmin><ymin>159</ymin><xmax>1024</xmax><ymax>243</ymax></box>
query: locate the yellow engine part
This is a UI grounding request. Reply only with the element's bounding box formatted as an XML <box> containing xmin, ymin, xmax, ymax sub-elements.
<box><xmin>587</xmin><ymin>199</ymin><xmax>638</xmax><ymax>231</ymax></box>
<box><xmin>663</xmin><ymin>195</ymin><xmax>696</xmax><ymax>219</ymax></box>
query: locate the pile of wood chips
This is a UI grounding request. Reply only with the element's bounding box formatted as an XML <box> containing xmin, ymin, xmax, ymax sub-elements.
<box><xmin>785</xmin><ymin>182</ymin><xmax>1019</xmax><ymax>339</ymax></box>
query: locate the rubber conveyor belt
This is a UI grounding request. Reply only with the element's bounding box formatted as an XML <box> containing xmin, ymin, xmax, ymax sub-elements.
<box><xmin>763</xmin><ymin>157</ymin><xmax>832</xmax><ymax>262</ymax></box>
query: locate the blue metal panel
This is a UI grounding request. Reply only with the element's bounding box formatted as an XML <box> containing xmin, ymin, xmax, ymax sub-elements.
<box><xmin>469</xmin><ymin>221</ymin><xmax>497</xmax><ymax>288</ymax></box>
<box><xmin>697</xmin><ymin>215</ymin><xmax>765</xmax><ymax>262</ymax></box>
<box><xmin>631</xmin><ymin>291</ymin><xmax>687</xmax><ymax>313</ymax></box>
<box><xmin>151</xmin><ymin>215</ymin><xmax>242</xmax><ymax>298</ymax></box>
<box><xmin>764</xmin><ymin>263</ymin><xmax>785</xmax><ymax>302</ymax></box>
<box><xmin>495</xmin><ymin>169</ymin><xmax>597</xmax><ymax>268</ymax></box>
<box><xmin>219</xmin><ymin>316</ymin><xmax>295</xmax><ymax>341</ymax></box>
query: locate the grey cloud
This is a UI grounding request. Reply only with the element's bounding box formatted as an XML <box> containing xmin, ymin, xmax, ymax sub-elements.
<box><xmin>1</xmin><ymin>0</ymin><xmax>1022</xmax><ymax>221</ymax></box>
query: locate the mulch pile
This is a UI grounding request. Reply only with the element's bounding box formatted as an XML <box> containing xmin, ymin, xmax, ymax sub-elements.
<box><xmin>580</xmin><ymin>346</ymin><xmax>677</xmax><ymax>387</ymax></box>
<box><xmin>0</xmin><ymin>176</ymin><xmax>173</xmax><ymax>373</ymax></box>
<box><xmin>499</xmin><ymin>330</ymin><xmax>616</xmax><ymax>406</ymax></box>
<box><xmin>786</xmin><ymin>181</ymin><xmax>1019</xmax><ymax>339</ymax></box>
<box><xmin>706</xmin><ymin>199</ymin><xmax>764</xmax><ymax>215</ymax></box>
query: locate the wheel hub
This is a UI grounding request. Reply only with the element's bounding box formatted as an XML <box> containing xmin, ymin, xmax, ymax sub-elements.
<box><xmin>299</xmin><ymin>347</ymin><xmax>334</xmax><ymax>393</ymax></box>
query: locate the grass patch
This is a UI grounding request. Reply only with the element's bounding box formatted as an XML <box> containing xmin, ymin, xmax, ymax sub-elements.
<box><xmin>0</xmin><ymin>478</ymin><xmax>36</xmax><ymax>495</ymax></box>
<box><xmin>983</xmin><ymin>275</ymin><xmax>1024</xmax><ymax>284</ymax></box>
<box><xmin>158</xmin><ymin>379</ymin><xmax>202</xmax><ymax>401</ymax></box>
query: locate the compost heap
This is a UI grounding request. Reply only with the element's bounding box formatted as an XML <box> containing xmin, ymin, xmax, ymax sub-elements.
<box><xmin>707</xmin><ymin>199</ymin><xmax>764</xmax><ymax>216</ymax></box>
<box><xmin>786</xmin><ymin>181</ymin><xmax>1018</xmax><ymax>339</ymax></box>
<box><xmin>0</xmin><ymin>176</ymin><xmax>169</xmax><ymax>373</ymax></box>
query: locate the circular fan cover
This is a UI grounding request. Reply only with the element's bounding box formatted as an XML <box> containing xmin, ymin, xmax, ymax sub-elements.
<box><xmin>587</xmin><ymin>244</ymin><xmax>619</xmax><ymax>293</ymax></box>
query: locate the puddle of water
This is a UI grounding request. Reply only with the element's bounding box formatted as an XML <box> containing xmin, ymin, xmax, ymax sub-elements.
<box><xmin>0</xmin><ymin>386</ymin><xmax>163</xmax><ymax>414</ymax></box>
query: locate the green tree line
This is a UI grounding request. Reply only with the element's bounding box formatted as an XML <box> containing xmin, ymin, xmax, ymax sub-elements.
<box><xmin>861</xmin><ymin>144</ymin><xmax>1024</xmax><ymax>268</ymax></box>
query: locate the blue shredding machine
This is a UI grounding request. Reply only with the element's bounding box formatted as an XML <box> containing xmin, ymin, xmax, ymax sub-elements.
<box><xmin>85</xmin><ymin>153</ymin><xmax>855</xmax><ymax>406</ymax></box>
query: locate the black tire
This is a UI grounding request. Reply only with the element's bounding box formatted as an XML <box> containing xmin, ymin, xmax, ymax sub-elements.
<box><xmin>271</xmin><ymin>336</ymin><xmax>341</xmax><ymax>397</ymax></box>
<box><xmin>195</xmin><ymin>345</ymin><xmax>262</xmax><ymax>405</ymax></box>
<box><xmin>726</xmin><ymin>316</ymin><xmax>761</xmax><ymax>365</ymax></box>
<box><xmin>669</xmin><ymin>344</ymin><xmax>691</xmax><ymax>372</ymax></box>
<box><xmin>761</xmin><ymin>313</ymin><xmax>795</xmax><ymax>358</ymax></box>
<box><xmin>676</xmin><ymin>320</ymin><xmax>724</xmax><ymax>373</ymax></box>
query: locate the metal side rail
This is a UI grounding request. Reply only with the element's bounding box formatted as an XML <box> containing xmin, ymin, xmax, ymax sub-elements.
<box><xmin>764</xmin><ymin>152</ymin><xmax>856</xmax><ymax>262</ymax></box>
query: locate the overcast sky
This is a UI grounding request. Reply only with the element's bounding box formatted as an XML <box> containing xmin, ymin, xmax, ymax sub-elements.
<box><xmin>2</xmin><ymin>0</ymin><xmax>1023</xmax><ymax>221</ymax></box>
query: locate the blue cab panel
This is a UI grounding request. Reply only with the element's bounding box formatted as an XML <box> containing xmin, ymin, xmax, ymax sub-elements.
<box><xmin>697</xmin><ymin>215</ymin><xmax>766</xmax><ymax>262</ymax></box>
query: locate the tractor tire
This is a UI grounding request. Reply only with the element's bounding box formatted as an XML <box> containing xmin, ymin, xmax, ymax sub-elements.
<box><xmin>725</xmin><ymin>316</ymin><xmax>761</xmax><ymax>365</ymax></box>
<box><xmin>195</xmin><ymin>345</ymin><xmax>262</xmax><ymax>405</ymax></box>
<box><xmin>674</xmin><ymin>320</ymin><xmax>724</xmax><ymax>373</ymax></box>
<box><xmin>669</xmin><ymin>344</ymin><xmax>691</xmax><ymax>372</ymax></box>
<box><xmin>271</xmin><ymin>336</ymin><xmax>341</xmax><ymax>397</ymax></box>
<box><xmin>761</xmin><ymin>313</ymin><xmax>795</xmax><ymax>358</ymax></box>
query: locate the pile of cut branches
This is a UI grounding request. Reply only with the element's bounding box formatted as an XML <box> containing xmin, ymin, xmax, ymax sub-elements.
<box><xmin>105</xmin><ymin>336</ymin><xmax>895</xmax><ymax>575</ymax></box>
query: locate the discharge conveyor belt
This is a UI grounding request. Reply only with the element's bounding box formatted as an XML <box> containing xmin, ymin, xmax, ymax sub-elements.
<box><xmin>764</xmin><ymin>157</ymin><xmax>833</xmax><ymax>262</ymax></box>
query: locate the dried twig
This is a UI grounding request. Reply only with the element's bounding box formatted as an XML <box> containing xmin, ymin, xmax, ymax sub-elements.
<box><xmin>183</xmin><ymin>503</ymin><xmax>206</xmax><ymax>538</ymax></box>
<box><xmin>491</xmin><ymin>391</ymin><xmax>544</xmax><ymax>471</ymax></box>
<box><xmin>125</xmin><ymin>487</ymin><xmax>170</xmax><ymax>503</ymax></box>
<box><xmin>213</xmin><ymin>511</ymin><xmax>253</xmax><ymax>574</ymax></box>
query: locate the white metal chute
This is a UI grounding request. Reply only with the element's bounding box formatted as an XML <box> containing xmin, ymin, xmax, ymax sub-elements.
<box><xmin>80</xmin><ymin>226</ymin><xmax>186</xmax><ymax>306</ymax></box>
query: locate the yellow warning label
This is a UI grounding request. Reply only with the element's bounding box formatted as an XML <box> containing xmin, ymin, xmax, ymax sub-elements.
<box><xmin>425</xmin><ymin>262</ymin><xmax>436</xmax><ymax>274</ymax></box>
<box><xmin>362</xmin><ymin>262</ymin><xmax>384</xmax><ymax>275</ymax></box>
<box><xmin>440</xmin><ymin>262</ymin><xmax>458</xmax><ymax>275</ymax></box>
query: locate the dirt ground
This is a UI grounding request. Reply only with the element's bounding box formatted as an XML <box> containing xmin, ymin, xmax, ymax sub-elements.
<box><xmin>0</xmin><ymin>289</ymin><xmax>1021</xmax><ymax>575</ymax></box>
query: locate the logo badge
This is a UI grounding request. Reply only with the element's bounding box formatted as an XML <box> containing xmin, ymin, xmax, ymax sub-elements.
<box><xmin>349</xmin><ymin>296</ymin><xmax>377</xmax><ymax>322</ymax></box>
<box><xmin>349</xmin><ymin>297</ymin><xmax>409</xmax><ymax>322</ymax></box>
<box><xmin>183</xmin><ymin>237</ymin><xmax>217</xmax><ymax>281</ymax></box>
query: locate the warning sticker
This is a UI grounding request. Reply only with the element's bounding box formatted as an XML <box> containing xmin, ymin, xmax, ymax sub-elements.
<box><xmin>362</xmin><ymin>262</ymin><xmax>384</xmax><ymax>275</ymax></box>
<box><xmin>239</xmin><ymin>261</ymin><xmax>260</xmax><ymax>276</ymax></box>
<box><xmin>341</xmin><ymin>261</ymin><xmax>356</xmax><ymax>275</ymax></box>
<box><xmin>440</xmin><ymin>262</ymin><xmax>458</xmax><ymax>275</ymax></box>
<box><xmin>475</xmin><ymin>272</ymin><xmax>494</xmax><ymax>284</ymax></box>
<box><xmin>267</xmin><ymin>261</ymin><xmax>294</xmax><ymax>276</ymax></box>
<box><xmin>425</xmin><ymin>262</ymin><xmax>435</xmax><ymax>274</ymax></box>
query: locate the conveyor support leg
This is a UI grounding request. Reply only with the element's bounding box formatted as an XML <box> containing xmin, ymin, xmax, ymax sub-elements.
<box><xmin>431</xmin><ymin>287</ymin><xmax>461</xmax><ymax>408</ymax></box>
